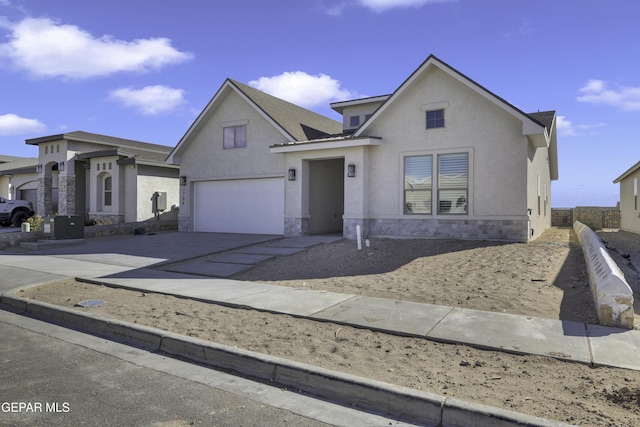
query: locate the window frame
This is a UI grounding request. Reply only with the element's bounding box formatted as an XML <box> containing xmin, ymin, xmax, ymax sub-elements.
<box><xmin>349</xmin><ymin>115</ymin><xmax>360</xmax><ymax>128</ymax></box>
<box><xmin>403</xmin><ymin>151</ymin><xmax>470</xmax><ymax>216</ymax></box>
<box><xmin>404</xmin><ymin>155</ymin><xmax>433</xmax><ymax>215</ymax></box>
<box><xmin>425</xmin><ymin>109</ymin><xmax>445</xmax><ymax>129</ymax></box>
<box><xmin>223</xmin><ymin>124</ymin><xmax>247</xmax><ymax>149</ymax></box>
<box><xmin>437</xmin><ymin>153</ymin><xmax>468</xmax><ymax>215</ymax></box>
<box><xmin>103</xmin><ymin>175</ymin><xmax>112</xmax><ymax>207</ymax></box>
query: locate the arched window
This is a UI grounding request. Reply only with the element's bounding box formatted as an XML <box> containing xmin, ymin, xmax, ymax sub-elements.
<box><xmin>104</xmin><ymin>176</ymin><xmax>112</xmax><ymax>206</ymax></box>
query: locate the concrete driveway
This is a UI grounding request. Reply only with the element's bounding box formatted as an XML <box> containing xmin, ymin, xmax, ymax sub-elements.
<box><xmin>16</xmin><ymin>231</ymin><xmax>283</xmax><ymax>269</ymax></box>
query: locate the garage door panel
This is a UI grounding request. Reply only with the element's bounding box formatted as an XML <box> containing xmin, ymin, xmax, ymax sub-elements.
<box><xmin>194</xmin><ymin>178</ymin><xmax>284</xmax><ymax>234</ymax></box>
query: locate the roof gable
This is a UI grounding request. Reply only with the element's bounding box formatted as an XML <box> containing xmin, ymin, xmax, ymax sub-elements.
<box><xmin>167</xmin><ymin>79</ymin><xmax>341</xmax><ymax>165</ymax></box>
<box><xmin>354</xmin><ymin>55</ymin><xmax>547</xmax><ymax>138</ymax></box>
<box><xmin>614</xmin><ymin>160</ymin><xmax>640</xmax><ymax>183</ymax></box>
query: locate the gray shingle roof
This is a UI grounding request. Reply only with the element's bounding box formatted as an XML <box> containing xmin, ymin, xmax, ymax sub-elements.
<box><xmin>527</xmin><ymin>111</ymin><xmax>556</xmax><ymax>130</ymax></box>
<box><xmin>229</xmin><ymin>80</ymin><xmax>342</xmax><ymax>141</ymax></box>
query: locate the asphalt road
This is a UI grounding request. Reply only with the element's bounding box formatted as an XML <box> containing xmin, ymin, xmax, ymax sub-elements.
<box><xmin>0</xmin><ymin>310</ymin><xmax>403</xmax><ymax>427</ymax></box>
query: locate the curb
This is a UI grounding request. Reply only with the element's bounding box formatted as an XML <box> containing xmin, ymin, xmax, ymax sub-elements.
<box><xmin>0</xmin><ymin>291</ymin><xmax>575</xmax><ymax>427</ymax></box>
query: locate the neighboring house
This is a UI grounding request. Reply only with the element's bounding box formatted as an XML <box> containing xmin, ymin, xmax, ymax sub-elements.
<box><xmin>24</xmin><ymin>131</ymin><xmax>180</xmax><ymax>223</ymax></box>
<box><xmin>614</xmin><ymin>161</ymin><xmax>640</xmax><ymax>233</ymax></box>
<box><xmin>0</xmin><ymin>155</ymin><xmax>38</xmax><ymax>206</ymax></box>
<box><xmin>168</xmin><ymin>55</ymin><xmax>558</xmax><ymax>241</ymax></box>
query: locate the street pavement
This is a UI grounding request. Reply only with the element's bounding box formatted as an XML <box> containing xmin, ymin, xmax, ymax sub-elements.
<box><xmin>0</xmin><ymin>309</ymin><xmax>402</xmax><ymax>427</ymax></box>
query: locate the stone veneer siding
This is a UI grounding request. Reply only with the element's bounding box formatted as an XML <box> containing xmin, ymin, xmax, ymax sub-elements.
<box><xmin>284</xmin><ymin>217</ymin><xmax>310</xmax><ymax>237</ymax></box>
<box><xmin>37</xmin><ymin>177</ymin><xmax>52</xmax><ymax>216</ymax></box>
<box><xmin>178</xmin><ymin>216</ymin><xmax>190</xmax><ymax>232</ymax></box>
<box><xmin>89</xmin><ymin>213</ymin><xmax>125</xmax><ymax>224</ymax></box>
<box><xmin>290</xmin><ymin>217</ymin><xmax>529</xmax><ymax>242</ymax></box>
<box><xmin>58</xmin><ymin>175</ymin><xmax>76</xmax><ymax>216</ymax></box>
<box><xmin>346</xmin><ymin>218</ymin><xmax>529</xmax><ymax>242</ymax></box>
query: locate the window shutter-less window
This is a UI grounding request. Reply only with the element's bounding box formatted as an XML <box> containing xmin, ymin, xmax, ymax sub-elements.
<box><xmin>404</xmin><ymin>156</ymin><xmax>432</xmax><ymax>214</ymax></box>
<box><xmin>438</xmin><ymin>153</ymin><xmax>468</xmax><ymax>214</ymax></box>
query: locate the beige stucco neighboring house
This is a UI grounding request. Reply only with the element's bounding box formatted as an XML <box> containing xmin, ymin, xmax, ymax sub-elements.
<box><xmin>168</xmin><ymin>55</ymin><xmax>558</xmax><ymax>241</ymax></box>
<box><xmin>614</xmin><ymin>160</ymin><xmax>640</xmax><ymax>233</ymax></box>
<box><xmin>0</xmin><ymin>155</ymin><xmax>38</xmax><ymax>205</ymax></box>
<box><xmin>25</xmin><ymin>131</ymin><xmax>180</xmax><ymax>223</ymax></box>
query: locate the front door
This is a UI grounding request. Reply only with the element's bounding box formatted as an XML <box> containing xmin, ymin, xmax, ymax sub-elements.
<box><xmin>309</xmin><ymin>158</ymin><xmax>344</xmax><ymax>234</ymax></box>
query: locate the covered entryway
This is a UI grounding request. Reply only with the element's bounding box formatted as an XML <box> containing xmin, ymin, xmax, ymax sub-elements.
<box><xmin>309</xmin><ymin>158</ymin><xmax>344</xmax><ymax>234</ymax></box>
<box><xmin>193</xmin><ymin>178</ymin><xmax>284</xmax><ymax>234</ymax></box>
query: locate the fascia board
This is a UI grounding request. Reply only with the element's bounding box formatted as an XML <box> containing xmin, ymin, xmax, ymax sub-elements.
<box><xmin>614</xmin><ymin>160</ymin><xmax>640</xmax><ymax>183</ymax></box>
<box><xmin>166</xmin><ymin>81</ymin><xmax>233</xmax><ymax>165</ymax></box>
<box><xmin>270</xmin><ymin>137</ymin><xmax>381</xmax><ymax>153</ymax></box>
<box><xmin>355</xmin><ymin>56</ymin><xmax>545</xmax><ymax>138</ymax></box>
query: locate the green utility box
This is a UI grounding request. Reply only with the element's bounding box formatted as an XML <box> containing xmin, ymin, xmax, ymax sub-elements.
<box><xmin>43</xmin><ymin>216</ymin><xmax>85</xmax><ymax>240</ymax></box>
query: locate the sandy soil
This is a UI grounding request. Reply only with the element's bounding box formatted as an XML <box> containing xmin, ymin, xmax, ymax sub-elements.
<box><xmin>18</xmin><ymin>228</ymin><xmax>640</xmax><ymax>426</ymax></box>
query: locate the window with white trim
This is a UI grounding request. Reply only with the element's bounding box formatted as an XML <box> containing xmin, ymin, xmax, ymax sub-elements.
<box><xmin>438</xmin><ymin>153</ymin><xmax>468</xmax><ymax>214</ymax></box>
<box><xmin>223</xmin><ymin>125</ymin><xmax>246</xmax><ymax>149</ymax></box>
<box><xmin>404</xmin><ymin>152</ymin><xmax>469</xmax><ymax>215</ymax></box>
<box><xmin>349</xmin><ymin>115</ymin><xmax>360</xmax><ymax>127</ymax></box>
<box><xmin>404</xmin><ymin>155</ymin><xmax>433</xmax><ymax>214</ymax></box>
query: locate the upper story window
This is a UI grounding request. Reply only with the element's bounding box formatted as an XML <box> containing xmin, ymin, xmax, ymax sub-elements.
<box><xmin>349</xmin><ymin>116</ymin><xmax>360</xmax><ymax>128</ymax></box>
<box><xmin>223</xmin><ymin>125</ymin><xmax>246</xmax><ymax>149</ymax></box>
<box><xmin>426</xmin><ymin>109</ymin><xmax>445</xmax><ymax>129</ymax></box>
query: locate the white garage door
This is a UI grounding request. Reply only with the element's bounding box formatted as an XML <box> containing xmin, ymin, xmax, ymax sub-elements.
<box><xmin>194</xmin><ymin>178</ymin><xmax>284</xmax><ymax>234</ymax></box>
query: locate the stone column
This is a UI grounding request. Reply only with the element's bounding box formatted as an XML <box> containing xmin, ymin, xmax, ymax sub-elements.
<box><xmin>58</xmin><ymin>175</ymin><xmax>76</xmax><ymax>216</ymax></box>
<box><xmin>37</xmin><ymin>176</ymin><xmax>52</xmax><ymax>216</ymax></box>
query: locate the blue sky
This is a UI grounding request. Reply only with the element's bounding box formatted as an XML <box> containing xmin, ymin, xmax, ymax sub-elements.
<box><xmin>1</xmin><ymin>0</ymin><xmax>639</xmax><ymax>207</ymax></box>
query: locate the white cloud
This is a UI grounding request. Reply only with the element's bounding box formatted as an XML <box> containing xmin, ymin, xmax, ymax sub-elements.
<box><xmin>0</xmin><ymin>113</ymin><xmax>46</xmax><ymax>135</ymax></box>
<box><xmin>0</xmin><ymin>17</ymin><xmax>193</xmax><ymax>79</ymax></box>
<box><xmin>556</xmin><ymin>116</ymin><xmax>575</xmax><ymax>136</ymax></box>
<box><xmin>249</xmin><ymin>71</ymin><xmax>359</xmax><ymax>108</ymax></box>
<box><xmin>109</xmin><ymin>85</ymin><xmax>186</xmax><ymax>115</ymax></box>
<box><xmin>322</xmin><ymin>0</ymin><xmax>454</xmax><ymax>15</ymax></box>
<box><xmin>577</xmin><ymin>79</ymin><xmax>640</xmax><ymax>111</ymax></box>
<box><xmin>556</xmin><ymin>115</ymin><xmax>606</xmax><ymax>137</ymax></box>
<box><xmin>357</xmin><ymin>0</ymin><xmax>454</xmax><ymax>13</ymax></box>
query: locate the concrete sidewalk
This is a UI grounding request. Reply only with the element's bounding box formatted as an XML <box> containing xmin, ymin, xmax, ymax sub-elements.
<box><xmin>1</xmin><ymin>231</ymin><xmax>638</xmax><ymax>426</ymax></box>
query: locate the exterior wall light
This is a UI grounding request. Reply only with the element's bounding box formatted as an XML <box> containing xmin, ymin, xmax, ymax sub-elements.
<box><xmin>288</xmin><ymin>168</ymin><xmax>296</xmax><ymax>181</ymax></box>
<box><xmin>36</xmin><ymin>164</ymin><xmax>42</xmax><ymax>173</ymax></box>
<box><xmin>58</xmin><ymin>161</ymin><xmax>65</xmax><ymax>172</ymax></box>
<box><xmin>347</xmin><ymin>163</ymin><xmax>356</xmax><ymax>178</ymax></box>
<box><xmin>179</xmin><ymin>176</ymin><xmax>187</xmax><ymax>186</ymax></box>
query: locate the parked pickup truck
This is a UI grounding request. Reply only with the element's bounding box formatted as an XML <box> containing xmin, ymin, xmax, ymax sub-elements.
<box><xmin>0</xmin><ymin>196</ymin><xmax>35</xmax><ymax>227</ymax></box>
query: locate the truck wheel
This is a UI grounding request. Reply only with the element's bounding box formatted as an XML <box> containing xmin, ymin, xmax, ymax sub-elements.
<box><xmin>11</xmin><ymin>211</ymin><xmax>29</xmax><ymax>227</ymax></box>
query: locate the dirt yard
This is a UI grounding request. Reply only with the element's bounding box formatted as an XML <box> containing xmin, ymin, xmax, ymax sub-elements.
<box><xmin>18</xmin><ymin>228</ymin><xmax>640</xmax><ymax>426</ymax></box>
